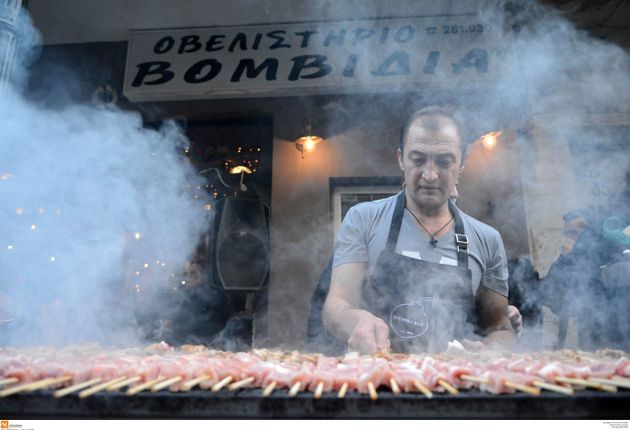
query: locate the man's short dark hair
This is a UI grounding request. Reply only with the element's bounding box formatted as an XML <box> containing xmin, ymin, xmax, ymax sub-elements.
<box><xmin>399</xmin><ymin>106</ymin><xmax>469</xmax><ymax>163</ymax></box>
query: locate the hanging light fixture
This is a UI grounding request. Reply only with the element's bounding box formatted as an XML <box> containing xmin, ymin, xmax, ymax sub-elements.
<box><xmin>295</xmin><ymin>119</ymin><xmax>323</xmax><ymax>159</ymax></box>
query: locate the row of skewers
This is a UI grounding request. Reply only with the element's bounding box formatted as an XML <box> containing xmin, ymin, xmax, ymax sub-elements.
<box><xmin>1</xmin><ymin>344</ymin><xmax>629</xmax><ymax>400</ymax></box>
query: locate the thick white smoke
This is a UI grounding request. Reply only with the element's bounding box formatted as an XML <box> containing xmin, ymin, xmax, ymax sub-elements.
<box><xmin>0</xmin><ymin>11</ymin><xmax>208</xmax><ymax>346</ymax></box>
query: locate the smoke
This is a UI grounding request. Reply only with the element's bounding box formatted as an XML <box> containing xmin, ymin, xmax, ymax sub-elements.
<box><xmin>0</xmin><ymin>10</ymin><xmax>207</xmax><ymax>346</ymax></box>
<box><xmin>3</xmin><ymin>1</ymin><xmax>628</xmax><ymax>353</ymax></box>
<box><xmin>486</xmin><ymin>1</ymin><xmax>630</xmax><ymax>351</ymax></box>
<box><xmin>291</xmin><ymin>0</ymin><xmax>630</xmax><ymax>352</ymax></box>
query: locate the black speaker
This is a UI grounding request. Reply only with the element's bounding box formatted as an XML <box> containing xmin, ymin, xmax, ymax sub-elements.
<box><xmin>212</xmin><ymin>197</ymin><xmax>269</xmax><ymax>291</ymax></box>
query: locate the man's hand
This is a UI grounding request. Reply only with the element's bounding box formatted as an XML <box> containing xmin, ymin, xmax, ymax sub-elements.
<box><xmin>475</xmin><ymin>286</ymin><xmax>515</xmax><ymax>350</ymax></box>
<box><xmin>347</xmin><ymin>312</ymin><xmax>390</xmax><ymax>354</ymax></box>
<box><xmin>508</xmin><ymin>305</ymin><xmax>523</xmax><ymax>337</ymax></box>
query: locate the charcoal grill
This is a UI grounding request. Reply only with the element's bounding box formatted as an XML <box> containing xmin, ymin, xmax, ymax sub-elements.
<box><xmin>1</xmin><ymin>388</ymin><xmax>628</xmax><ymax>419</ymax></box>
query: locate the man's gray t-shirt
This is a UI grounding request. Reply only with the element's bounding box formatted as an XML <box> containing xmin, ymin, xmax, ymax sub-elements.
<box><xmin>333</xmin><ymin>193</ymin><xmax>509</xmax><ymax>297</ymax></box>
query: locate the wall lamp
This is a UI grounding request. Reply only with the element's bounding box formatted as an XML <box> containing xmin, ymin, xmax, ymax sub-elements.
<box><xmin>295</xmin><ymin>119</ymin><xmax>323</xmax><ymax>159</ymax></box>
<box><xmin>476</xmin><ymin>130</ymin><xmax>503</xmax><ymax>151</ymax></box>
<box><xmin>229</xmin><ymin>165</ymin><xmax>252</xmax><ymax>192</ymax></box>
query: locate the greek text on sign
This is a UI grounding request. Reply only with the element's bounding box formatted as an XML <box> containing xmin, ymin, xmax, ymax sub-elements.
<box><xmin>124</xmin><ymin>17</ymin><xmax>510</xmax><ymax>101</ymax></box>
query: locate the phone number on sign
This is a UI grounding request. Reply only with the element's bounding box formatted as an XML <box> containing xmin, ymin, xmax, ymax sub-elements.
<box><xmin>425</xmin><ymin>24</ymin><xmax>493</xmax><ymax>35</ymax></box>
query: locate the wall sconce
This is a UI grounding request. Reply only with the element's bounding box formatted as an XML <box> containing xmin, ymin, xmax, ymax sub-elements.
<box><xmin>295</xmin><ymin>119</ymin><xmax>323</xmax><ymax>159</ymax></box>
<box><xmin>475</xmin><ymin>131</ymin><xmax>502</xmax><ymax>151</ymax></box>
<box><xmin>229</xmin><ymin>165</ymin><xmax>252</xmax><ymax>192</ymax></box>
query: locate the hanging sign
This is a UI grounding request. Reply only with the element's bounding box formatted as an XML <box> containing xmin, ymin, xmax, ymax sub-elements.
<box><xmin>124</xmin><ymin>16</ymin><xmax>511</xmax><ymax>101</ymax></box>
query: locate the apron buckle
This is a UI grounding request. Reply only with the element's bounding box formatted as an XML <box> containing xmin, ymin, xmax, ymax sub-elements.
<box><xmin>455</xmin><ymin>233</ymin><xmax>469</xmax><ymax>253</ymax></box>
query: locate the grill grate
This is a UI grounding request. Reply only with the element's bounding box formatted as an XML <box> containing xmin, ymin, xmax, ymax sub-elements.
<box><xmin>1</xmin><ymin>389</ymin><xmax>628</xmax><ymax>419</ymax></box>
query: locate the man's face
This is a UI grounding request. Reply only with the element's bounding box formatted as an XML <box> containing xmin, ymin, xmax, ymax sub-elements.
<box><xmin>398</xmin><ymin>119</ymin><xmax>462</xmax><ymax>211</ymax></box>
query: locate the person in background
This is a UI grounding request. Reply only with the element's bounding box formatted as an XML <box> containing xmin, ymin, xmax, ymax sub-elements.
<box><xmin>541</xmin><ymin>170</ymin><xmax>630</xmax><ymax>350</ymax></box>
<box><xmin>561</xmin><ymin>209</ymin><xmax>590</xmax><ymax>254</ymax></box>
<box><xmin>323</xmin><ymin>106</ymin><xmax>515</xmax><ymax>354</ymax></box>
<box><xmin>538</xmin><ymin>208</ymin><xmax>594</xmax><ymax>349</ymax></box>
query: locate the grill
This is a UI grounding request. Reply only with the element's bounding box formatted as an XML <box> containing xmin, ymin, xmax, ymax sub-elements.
<box><xmin>1</xmin><ymin>389</ymin><xmax>628</xmax><ymax>419</ymax></box>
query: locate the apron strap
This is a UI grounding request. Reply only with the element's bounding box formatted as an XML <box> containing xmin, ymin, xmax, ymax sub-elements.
<box><xmin>386</xmin><ymin>192</ymin><xmax>469</xmax><ymax>269</ymax></box>
<box><xmin>449</xmin><ymin>200</ymin><xmax>469</xmax><ymax>270</ymax></box>
<box><xmin>385</xmin><ymin>191</ymin><xmax>406</xmax><ymax>253</ymax></box>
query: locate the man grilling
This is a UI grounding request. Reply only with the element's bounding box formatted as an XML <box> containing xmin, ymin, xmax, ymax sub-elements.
<box><xmin>322</xmin><ymin>107</ymin><xmax>515</xmax><ymax>354</ymax></box>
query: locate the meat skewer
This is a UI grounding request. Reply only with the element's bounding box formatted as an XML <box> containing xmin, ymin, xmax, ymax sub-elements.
<box><xmin>504</xmin><ymin>381</ymin><xmax>540</xmax><ymax>396</ymax></box>
<box><xmin>338</xmin><ymin>382</ymin><xmax>349</xmax><ymax>398</ymax></box>
<box><xmin>437</xmin><ymin>379</ymin><xmax>459</xmax><ymax>396</ymax></box>
<box><xmin>107</xmin><ymin>376</ymin><xmax>141</xmax><ymax>392</ymax></box>
<box><xmin>461</xmin><ymin>367</ymin><xmax>571</xmax><ymax>395</ymax></box>
<box><xmin>389</xmin><ymin>378</ymin><xmax>401</xmax><ymax>395</ymax></box>
<box><xmin>367</xmin><ymin>381</ymin><xmax>378</xmax><ymax>400</ymax></box>
<box><xmin>590</xmin><ymin>377</ymin><xmax>630</xmax><ymax>389</ymax></box>
<box><xmin>288</xmin><ymin>381</ymin><xmax>302</xmax><ymax>397</ymax></box>
<box><xmin>532</xmin><ymin>381</ymin><xmax>574</xmax><ymax>395</ymax></box>
<box><xmin>314</xmin><ymin>381</ymin><xmax>325</xmax><ymax>399</ymax></box>
<box><xmin>0</xmin><ymin>375</ymin><xmax>71</xmax><ymax>397</ymax></box>
<box><xmin>181</xmin><ymin>374</ymin><xmax>211</xmax><ymax>391</ymax></box>
<box><xmin>151</xmin><ymin>376</ymin><xmax>183</xmax><ymax>392</ymax></box>
<box><xmin>461</xmin><ymin>373</ymin><xmax>541</xmax><ymax>396</ymax></box>
<box><xmin>412</xmin><ymin>380</ymin><xmax>433</xmax><ymax>399</ymax></box>
<box><xmin>54</xmin><ymin>378</ymin><xmax>102</xmax><ymax>398</ymax></box>
<box><xmin>460</xmin><ymin>374</ymin><xmax>487</xmax><ymax>385</ymax></box>
<box><xmin>262</xmin><ymin>380</ymin><xmax>276</xmax><ymax>397</ymax></box>
<box><xmin>228</xmin><ymin>376</ymin><xmax>256</xmax><ymax>391</ymax></box>
<box><xmin>555</xmin><ymin>376</ymin><xmax>617</xmax><ymax>392</ymax></box>
<box><xmin>79</xmin><ymin>376</ymin><xmax>127</xmax><ymax>398</ymax></box>
<box><xmin>211</xmin><ymin>375</ymin><xmax>233</xmax><ymax>392</ymax></box>
<box><xmin>126</xmin><ymin>376</ymin><xmax>165</xmax><ymax>395</ymax></box>
<box><xmin>0</xmin><ymin>377</ymin><xmax>18</xmax><ymax>387</ymax></box>
<box><xmin>0</xmin><ymin>343</ymin><xmax>627</xmax><ymax>400</ymax></box>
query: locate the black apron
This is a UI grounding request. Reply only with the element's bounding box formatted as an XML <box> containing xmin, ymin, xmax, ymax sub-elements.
<box><xmin>362</xmin><ymin>192</ymin><xmax>475</xmax><ymax>353</ymax></box>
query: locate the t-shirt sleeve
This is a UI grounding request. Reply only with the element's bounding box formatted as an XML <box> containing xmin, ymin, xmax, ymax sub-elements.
<box><xmin>482</xmin><ymin>232</ymin><xmax>510</xmax><ymax>297</ymax></box>
<box><xmin>333</xmin><ymin>205</ymin><xmax>369</xmax><ymax>267</ymax></box>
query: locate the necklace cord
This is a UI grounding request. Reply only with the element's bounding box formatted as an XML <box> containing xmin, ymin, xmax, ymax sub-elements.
<box><xmin>406</xmin><ymin>208</ymin><xmax>453</xmax><ymax>246</ymax></box>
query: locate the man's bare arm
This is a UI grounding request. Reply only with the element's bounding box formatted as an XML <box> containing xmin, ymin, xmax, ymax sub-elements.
<box><xmin>475</xmin><ymin>286</ymin><xmax>515</xmax><ymax>350</ymax></box>
<box><xmin>322</xmin><ymin>262</ymin><xmax>390</xmax><ymax>353</ymax></box>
